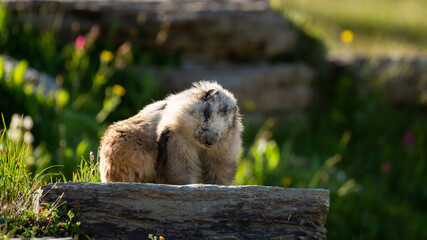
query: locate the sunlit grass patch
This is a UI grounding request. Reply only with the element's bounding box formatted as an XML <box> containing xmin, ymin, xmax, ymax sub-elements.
<box><xmin>1</xmin><ymin>115</ymin><xmax>41</xmax><ymax>218</ymax></box>
<box><xmin>71</xmin><ymin>151</ymin><xmax>101</xmax><ymax>183</ymax></box>
<box><xmin>274</xmin><ymin>0</ymin><xmax>427</xmax><ymax>54</ymax></box>
<box><xmin>0</xmin><ymin>115</ymin><xmax>84</xmax><ymax>238</ymax></box>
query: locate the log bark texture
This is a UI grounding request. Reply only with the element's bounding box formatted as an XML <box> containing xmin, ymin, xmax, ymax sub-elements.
<box><xmin>36</xmin><ymin>182</ymin><xmax>330</xmax><ymax>240</ymax></box>
<box><xmin>5</xmin><ymin>0</ymin><xmax>296</xmax><ymax>59</ymax></box>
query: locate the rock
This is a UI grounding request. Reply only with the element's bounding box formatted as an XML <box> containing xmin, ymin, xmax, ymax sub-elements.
<box><xmin>1</xmin><ymin>55</ymin><xmax>58</xmax><ymax>95</ymax></box>
<box><xmin>35</xmin><ymin>182</ymin><xmax>330</xmax><ymax>240</ymax></box>
<box><xmin>5</xmin><ymin>0</ymin><xmax>320</xmax><ymax>125</ymax></box>
<box><xmin>328</xmin><ymin>53</ymin><xmax>427</xmax><ymax>105</ymax></box>
<box><xmin>166</xmin><ymin>61</ymin><xmax>314</xmax><ymax>122</ymax></box>
<box><xmin>4</xmin><ymin>0</ymin><xmax>319</xmax><ymax>125</ymax></box>
<box><xmin>127</xmin><ymin>61</ymin><xmax>314</xmax><ymax>123</ymax></box>
<box><xmin>5</xmin><ymin>0</ymin><xmax>297</xmax><ymax>60</ymax></box>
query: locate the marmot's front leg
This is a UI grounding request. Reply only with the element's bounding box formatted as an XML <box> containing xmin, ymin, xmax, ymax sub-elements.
<box><xmin>161</xmin><ymin>133</ymin><xmax>203</xmax><ymax>185</ymax></box>
<box><xmin>203</xmin><ymin>156</ymin><xmax>237</xmax><ymax>185</ymax></box>
<box><xmin>202</xmin><ymin>129</ymin><xmax>241</xmax><ymax>185</ymax></box>
<box><xmin>202</xmin><ymin>149</ymin><xmax>238</xmax><ymax>185</ymax></box>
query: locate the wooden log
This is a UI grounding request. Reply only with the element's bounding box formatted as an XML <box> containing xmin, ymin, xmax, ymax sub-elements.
<box><xmin>4</xmin><ymin>0</ymin><xmax>296</xmax><ymax>59</ymax></box>
<box><xmin>35</xmin><ymin>182</ymin><xmax>330</xmax><ymax>240</ymax></box>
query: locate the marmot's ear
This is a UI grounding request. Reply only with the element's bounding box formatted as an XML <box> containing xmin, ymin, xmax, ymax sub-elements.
<box><xmin>201</xmin><ymin>89</ymin><xmax>219</xmax><ymax>101</ymax></box>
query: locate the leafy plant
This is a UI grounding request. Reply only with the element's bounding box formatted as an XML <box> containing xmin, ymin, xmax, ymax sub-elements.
<box><xmin>2</xmin><ymin>203</ymin><xmax>84</xmax><ymax>239</ymax></box>
<box><xmin>235</xmin><ymin>118</ymin><xmax>355</xmax><ymax>192</ymax></box>
<box><xmin>148</xmin><ymin>234</ymin><xmax>165</xmax><ymax>240</ymax></box>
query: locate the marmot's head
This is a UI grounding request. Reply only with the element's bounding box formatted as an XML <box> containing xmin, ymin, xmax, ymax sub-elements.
<box><xmin>180</xmin><ymin>81</ymin><xmax>242</xmax><ymax>149</ymax></box>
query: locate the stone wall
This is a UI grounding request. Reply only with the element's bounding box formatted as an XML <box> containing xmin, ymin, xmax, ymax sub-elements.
<box><xmin>328</xmin><ymin>53</ymin><xmax>427</xmax><ymax>106</ymax></box>
<box><xmin>6</xmin><ymin>0</ymin><xmax>425</xmax><ymax>126</ymax></box>
<box><xmin>6</xmin><ymin>0</ymin><xmax>318</xmax><ymax>124</ymax></box>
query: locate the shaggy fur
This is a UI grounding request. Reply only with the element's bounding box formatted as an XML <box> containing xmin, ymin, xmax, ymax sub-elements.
<box><xmin>99</xmin><ymin>81</ymin><xmax>243</xmax><ymax>185</ymax></box>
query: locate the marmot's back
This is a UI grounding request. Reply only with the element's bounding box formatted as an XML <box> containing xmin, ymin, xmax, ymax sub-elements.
<box><xmin>99</xmin><ymin>101</ymin><xmax>167</xmax><ymax>182</ymax></box>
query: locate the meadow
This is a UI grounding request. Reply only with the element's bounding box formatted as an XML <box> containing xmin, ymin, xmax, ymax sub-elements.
<box><xmin>274</xmin><ymin>0</ymin><xmax>427</xmax><ymax>55</ymax></box>
<box><xmin>1</xmin><ymin>0</ymin><xmax>427</xmax><ymax>239</ymax></box>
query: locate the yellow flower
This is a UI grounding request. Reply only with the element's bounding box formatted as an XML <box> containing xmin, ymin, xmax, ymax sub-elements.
<box><xmin>244</xmin><ymin>100</ymin><xmax>256</xmax><ymax>111</ymax></box>
<box><xmin>112</xmin><ymin>84</ymin><xmax>126</xmax><ymax>97</ymax></box>
<box><xmin>159</xmin><ymin>237</ymin><xmax>165</xmax><ymax>240</ymax></box>
<box><xmin>100</xmin><ymin>50</ymin><xmax>114</xmax><ymax>62</ymax></box>
<box><xmin>282</xmin><ymin>176</ymin><xmax>293</xmax><ymax>187</ymax></box>
<box><xmin>341</xmin><ymin>29</ymin><xmax>354</xmax><ymax>43</ymax></box>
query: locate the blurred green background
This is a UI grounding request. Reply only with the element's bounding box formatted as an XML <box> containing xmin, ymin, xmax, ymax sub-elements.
<box><xmin>1</xmin><ymin>0</ymin><xmax>426</xmax><ymax>239</ymax></box>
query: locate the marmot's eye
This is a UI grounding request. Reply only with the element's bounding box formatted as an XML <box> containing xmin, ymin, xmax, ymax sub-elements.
<box><xmin>220</xmin><ymin>108</ymin><xmax>227</xmax><ymax>116</ymax></box>
<box><xmin>204</xmin><ymin>109</ymin><xmax>211</xmax><ymax>119</ymax></box>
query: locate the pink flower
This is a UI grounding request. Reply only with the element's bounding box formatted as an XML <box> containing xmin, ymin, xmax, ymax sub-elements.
<box><xmin>74</xmin><ymin>35</ymin><xmax>86</xmax><ymax>50</ymax></box>
<box><xmin>381</xmin><ymin>162</ymin><xmax>393</xmax><ymax>174</ymax></box>
<box><xmin>403</xmin><ymin>131</ymin><xmax>416</xmax><ymax>149</ymax></box>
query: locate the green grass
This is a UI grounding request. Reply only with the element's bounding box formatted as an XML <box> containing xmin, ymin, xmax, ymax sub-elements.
<box><xmin>0</xmin><ymin>115</ymin><xmax>38</xmax><ymax>221</ymax></box>
<box><xmin>0</xmin><ymin>116</ymin><xmax>85</xmax><ymax>238</ymax></box>
<box><xmin>71</xmin><ymin>152</ymin><xmax>101</xmax><ymax>183</ymax></box>
<box><xmin>273</xmin><ymin>0</ymin><xmax>427</xmax><ymax>54</ymax></box>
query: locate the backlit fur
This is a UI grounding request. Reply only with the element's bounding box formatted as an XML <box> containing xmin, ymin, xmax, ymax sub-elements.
<box><xmin>99</xmin><ymin>81</ymin><xmax>243</xmax><ymax>185</ymax></box>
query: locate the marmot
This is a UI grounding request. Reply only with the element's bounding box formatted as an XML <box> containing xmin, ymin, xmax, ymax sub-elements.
<box><xmin>99</xmin><ymin>81</ymin><xmax>243</xmax><ymax>185</ymax></box>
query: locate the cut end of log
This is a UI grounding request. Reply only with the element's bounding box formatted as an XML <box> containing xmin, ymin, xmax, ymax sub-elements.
<box><xmin>36</xmin><ymin>183</ymin><xmax>330</xmax><ymax>239</ymax></box>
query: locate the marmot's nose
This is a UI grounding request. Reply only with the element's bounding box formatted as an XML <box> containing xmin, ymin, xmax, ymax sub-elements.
<box><xmin>205</xmin><ymin>134</ymin><xmax>219</xmax><ymax>147</ymax></box>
